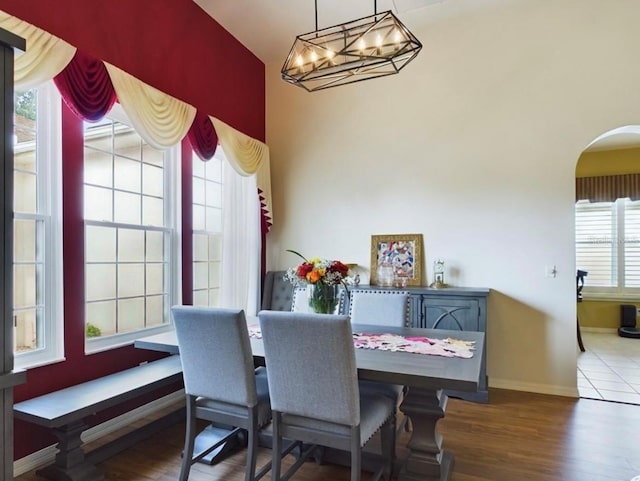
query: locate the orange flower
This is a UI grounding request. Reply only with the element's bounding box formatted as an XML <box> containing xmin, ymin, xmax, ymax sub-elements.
<box><xmin>307</xmin><ymin>269</ymin><xmax>323</xmax><ymax>283</ymax></box>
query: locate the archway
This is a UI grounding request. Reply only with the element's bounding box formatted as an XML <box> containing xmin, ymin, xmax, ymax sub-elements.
<box><xmin>575</xmin><ymin>125</ymin><xmax>640</xmax><ymax>405</ymax></box>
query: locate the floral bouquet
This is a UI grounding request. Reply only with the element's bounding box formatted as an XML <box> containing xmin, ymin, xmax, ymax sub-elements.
<box><xmin>285</xmin><ymin>250</ymin><xmax>352</xmax><ymax>313</ymax></box>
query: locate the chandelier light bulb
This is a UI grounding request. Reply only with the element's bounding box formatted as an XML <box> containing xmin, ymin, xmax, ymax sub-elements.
<box><xmin>393</xmin><ymin>29</ymin><xmax>403</xmax><ymax>51</ymax></box>
<box><xmin>357</xmin><ymin>38</ymin><xmax>366</xmax><ymax>52</ymax></box>
<box><xmin>296</xmin><ymin>55</ymin><xmax>304</xmax><ymax>67</ymax></box>
<box><xmin>375</xmin><ymin>34</ymin><xmax>383</xmax><ymax>55</ymax></box>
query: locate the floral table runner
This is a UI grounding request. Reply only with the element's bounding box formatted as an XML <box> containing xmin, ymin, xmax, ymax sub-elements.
<box><xmin>248</xmin><ymin>325</ymin><xmax>474</xmax><ymax>359</ymax></box>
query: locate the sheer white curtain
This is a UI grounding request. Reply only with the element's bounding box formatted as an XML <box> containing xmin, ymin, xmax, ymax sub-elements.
<box><xmin>220</xmin><ymin>153</ymin><xmax>261</xmax><ymax>315</ymax></box>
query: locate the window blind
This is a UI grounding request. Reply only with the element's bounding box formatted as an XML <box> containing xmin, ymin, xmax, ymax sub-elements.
<box><xmin>575</xmin><ymin>201</ymin><xmax>615</xmax><ymax>287</ymax></box>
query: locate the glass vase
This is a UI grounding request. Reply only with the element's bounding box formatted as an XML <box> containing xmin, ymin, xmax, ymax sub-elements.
<box><xmin>307</xmin><ymin>283</ymin><xmax>339</xmax><ymax>314</ymax></box>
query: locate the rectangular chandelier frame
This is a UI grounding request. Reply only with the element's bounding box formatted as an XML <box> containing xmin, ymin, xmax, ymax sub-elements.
<box><xmin>281</xmin><ymin>10</ymin><xmax>423</xmax><ymax>92</ymax></box>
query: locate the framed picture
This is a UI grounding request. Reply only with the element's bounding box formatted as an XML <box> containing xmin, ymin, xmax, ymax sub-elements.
<box><xmin>370</xmin><ymin>234</ymin><xmax>424</xmax><ymax>287</ymax></box>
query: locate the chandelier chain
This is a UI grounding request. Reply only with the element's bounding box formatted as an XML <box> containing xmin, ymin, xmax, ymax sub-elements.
<box><xmin>314</xmin><ymin>0</ymin><xmax>380</xmax><ymax>31</ymax></box>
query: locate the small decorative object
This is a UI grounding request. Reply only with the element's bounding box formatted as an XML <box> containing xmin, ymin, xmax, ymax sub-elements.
<box><xmin>429</xmin><ymin>258</ymin><xmax>448</xmax><ymax>289</ymax></box>
<box><xmin>393</xmin><ymin>272</ymin><xmax>409</xmax><ymax>288</ymax></box>
<box><xmin>377</xmin><ymin>261</ymin><xmax>394</xmax><ymax>287</ymax></box>
<box><xmin>285</xmin><ymin>249</ymin><xmax>353</xmax><ymax>314</ymax></box>
<box><xmin>370</xmin><ymin>234</ymin><xmax>423</xmax><ymax>287</ymax></box>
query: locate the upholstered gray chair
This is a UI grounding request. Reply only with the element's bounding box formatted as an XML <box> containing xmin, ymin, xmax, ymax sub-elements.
<box><xmin>348</xmin><ymin>289</ymin><xmax>411</xmax><ymax>433</ymax></box>
<box><xmin>290</xmin><ymin>286</ymin><xmax>310</xmax><ymax>312</ymax></box>
<box><xmin>261</xmin><ymin>270</ymin><xmax>294</xmax><ymax>311</ymax></box>
<box><xmin>172</xmin><ymin>306</ymin><xmax>272</xmax><ymax>481</ymax></box>
<box><xmin>258</xmin><ymin>310</ymin><xmax>395</xmax><ymax>481</ymax></box>
<box><xmin>348</xmin><ymin>289</ymin><xmax>410</xmax><ymax>327</ymax></box>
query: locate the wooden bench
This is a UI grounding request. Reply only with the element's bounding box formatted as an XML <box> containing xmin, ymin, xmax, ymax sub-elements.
<box><xmin>14</xmin><ymin>355</ymin><xmax>184</xmax><ymax>481</ymax></box>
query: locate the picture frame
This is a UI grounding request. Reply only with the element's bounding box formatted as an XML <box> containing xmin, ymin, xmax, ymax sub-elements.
<box><xmin>370</xmin><ymin>233</ymin><xmax>424</xmax><ymax>287</ymax></box>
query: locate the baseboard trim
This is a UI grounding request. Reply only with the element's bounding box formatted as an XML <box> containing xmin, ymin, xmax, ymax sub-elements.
<box><xmin>489</xmin><ymin>379</ymin><xmax>579</xmax><ymax>398</ymax></box>
<box><xmin>13</xmin><ymin>389</ymin><xmax>185</xmax><ymax>477</ymax></box>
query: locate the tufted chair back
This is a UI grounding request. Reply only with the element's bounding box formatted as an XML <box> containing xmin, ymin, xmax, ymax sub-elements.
<box><xmin>261</xmin><ymin>271</ymin><xmax>295</xmax><ymax>311</ymax></box>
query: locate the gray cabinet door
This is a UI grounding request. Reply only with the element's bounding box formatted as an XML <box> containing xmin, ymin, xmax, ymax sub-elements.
<box><xmin>422</xmin><ymin>298</ymin><xmax>481</xmax><ymax>332</ymax></box>
<box><xmin>421</xmin><ymin>295</ymin><xmax>488</xmax><ymax>403</ymax></box>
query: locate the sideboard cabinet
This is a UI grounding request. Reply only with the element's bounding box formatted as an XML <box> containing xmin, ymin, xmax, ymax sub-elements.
<box><xmin>344</xmin><ymin>285</ymin><xmax>490</xmax><ymax>403</ymax></box>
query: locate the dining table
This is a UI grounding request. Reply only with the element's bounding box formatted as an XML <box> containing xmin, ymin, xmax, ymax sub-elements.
<box><xmin>135</xmin><ymin>319</ymin><xmax>485</xmax><ymax>481</ymax></box>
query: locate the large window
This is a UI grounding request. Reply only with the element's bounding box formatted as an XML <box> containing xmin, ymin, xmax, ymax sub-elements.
<box><xmin>83</xmin><ymin>107</ymin><xmax>179</xmax><ymax>352</ymax></box>
<box><xmin>192</xmin><ymin>151</ymin><xmax>224</xmax><ymax>306</ymax></box>
<box><xmin>13</xmin><ymin>82</ymin><xmax>64</xmax><ymax>368</ymax></box>
<box><xmin>576</xmin><ymin>198</ymin><xmax>640</xmax><ymax>297</ymax></box>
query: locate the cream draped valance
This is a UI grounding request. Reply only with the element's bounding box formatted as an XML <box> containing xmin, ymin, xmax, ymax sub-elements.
<box><xmin>105</xmin><ymin>63</ymin><xmax>196</xmax><ymax>150</ymax></box>
<box><xmin>5</xmin><ymin>14</ymin><xmax>75</xmax><ymax>90</ymax></box>
<box><xmin>0</xmin><ymin>10</ymin><xmax>273</xmax><ymax>230</ymax></box>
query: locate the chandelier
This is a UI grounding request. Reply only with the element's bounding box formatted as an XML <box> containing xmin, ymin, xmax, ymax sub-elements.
<box><xmin>281</xmin><ymin>1</ymin><xmax>423</xmax><ymax>92</ymax></box>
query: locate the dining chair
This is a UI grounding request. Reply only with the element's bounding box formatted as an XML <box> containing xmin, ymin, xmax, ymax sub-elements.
<box><xmin>258</xmin><ymin>310</ymin><xmax>395</xmax><ymax>481</ymax></box>
<box><xmin>348</xmin><ymin>289</ymin><xmax>410</xmax><ymax>327</ymax></box>
<box><xmin>348</xmin><ymin>289</ymin><xmax>411</xmax><ymax>433</ymax></box>
<box><xmin>261</xmin><ymin>270</ymin><xmax>295</xmax><ymax>311</ymax></box>
<box><xmin>171</xmin><ymin>306</ymin><xmax>272</xmax><ymax>481</ymax></box>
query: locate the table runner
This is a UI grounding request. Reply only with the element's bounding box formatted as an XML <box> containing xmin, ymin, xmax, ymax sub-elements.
<box><xmin>248</xmin><ymin>325</ymin><xmax>474</xmax><ymax>359</ymax></box>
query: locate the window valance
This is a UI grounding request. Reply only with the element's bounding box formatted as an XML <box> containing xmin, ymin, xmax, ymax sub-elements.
<box><xmin>576</xmin><ymin>174</ymin><xmax>640</xmax><ymax>203</ymax></box>
<box><xmin>0</xmin><ymin>11</ymin><xmax>273</xmax><ymax>232</ymax></box>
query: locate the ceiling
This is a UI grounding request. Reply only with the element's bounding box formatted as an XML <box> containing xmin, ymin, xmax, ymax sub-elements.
<box><xmin>194</xmin><ymin>0</ymin><xmax>451</xmax><ymax>64</ymax></box>
<box><xmin>194</xmin><ymin>0</ymin><xmax>640</xmax><ymax>153</ymax></box>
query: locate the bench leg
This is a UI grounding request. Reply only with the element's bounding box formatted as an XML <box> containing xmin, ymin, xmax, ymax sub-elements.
<box><xmin>36</xmin><ymin>420</ymin><xmax>104</xmax><ymax>481</ymax></box>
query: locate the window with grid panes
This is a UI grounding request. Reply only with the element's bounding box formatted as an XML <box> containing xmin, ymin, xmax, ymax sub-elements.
<box><xmin>192</xmin><ymin>150</ymin><xmax>223</xmax><ymax>306</ymax></box>
<box><xmin>575</xmin><ymin>198</ymin><xmax>640</xmax><ymax>297</ymax></box>
<box><xmin>13</xmin><ymin>83</ymin><xmax>64</xmax><ymax>368</ymax></box>
<box><xmin>83</xmin><ymin>107</ymin><xmax>178</xmax><ymax>352</ymax></box>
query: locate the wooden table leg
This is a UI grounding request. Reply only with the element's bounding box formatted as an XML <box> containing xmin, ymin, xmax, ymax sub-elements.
<box><xmin>398</xmin><ymin>388</ymin><xmax>452</xmax><ymax>481</ymax></box>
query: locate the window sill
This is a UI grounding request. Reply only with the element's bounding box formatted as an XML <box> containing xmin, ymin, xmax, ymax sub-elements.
<box><xmin>85</xmin><ymin>324</ymin><xmax>174</xmax><ymax>355</ymax></box>
<box><xmin>14</xmin><ymin>355</ymin><xmax>66</xmax><ymax>371</ymax></box>
<box><xmin>581</xmin><ymin>293</ymin><xmax>640</xmax><ymax>303</ymax></box>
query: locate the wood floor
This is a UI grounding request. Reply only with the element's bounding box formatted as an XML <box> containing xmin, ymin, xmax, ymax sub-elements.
<box><xmin>15</xmin><ymin>388</ymin><xmax>640</xmax><ymax>481</ymax></box>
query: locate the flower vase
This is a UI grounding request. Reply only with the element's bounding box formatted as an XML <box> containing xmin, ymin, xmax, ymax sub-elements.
<box><xmin>307</xmin><ymin>283</ymin><xmax>339</xmax><ymax>314</ymax></box>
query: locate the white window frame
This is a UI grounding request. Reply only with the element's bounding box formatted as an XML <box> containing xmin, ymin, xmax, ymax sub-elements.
<box><xmin>84</xmin><ymin>104</ymin><xmax>181</xmax><ymax>354</ymax></box>
<box><xmin>577</xmin><ymin>198</ymin><xmax>640</xmax><ymax>301</ymax></box>
<box><xmin>14</xmin><ymin>82</ymin><xmax>65</xmax><ymax>369</ymax></box>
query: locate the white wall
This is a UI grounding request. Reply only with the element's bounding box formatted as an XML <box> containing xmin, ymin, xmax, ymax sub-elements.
<box><xmin>264</xmin><ymin>0</ymin><xmax>640</xmax><ymax>396</ymax></box>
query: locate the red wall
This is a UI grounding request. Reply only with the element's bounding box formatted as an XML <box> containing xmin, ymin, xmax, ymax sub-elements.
<box><xmin>0</xmin><ymin>1</ymin><xmax>265</xmax><ymax>141</ymax></box>
<box><xmin>1</xmin><ymin>4</ymin><xmax>265</xmax><ymax>460</ymax></box>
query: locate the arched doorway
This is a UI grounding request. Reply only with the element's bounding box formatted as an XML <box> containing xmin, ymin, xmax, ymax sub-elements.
<box><xmin>576</xmin><ymin>125</ymin><xmax>640</xmax><ymax>405</ymax></box>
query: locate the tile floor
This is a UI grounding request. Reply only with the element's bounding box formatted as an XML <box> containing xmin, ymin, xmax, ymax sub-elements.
<box><xmin>578</xmin><ymin>330</ymin><xmax>640</xmax><ymax>404</ymax></box>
